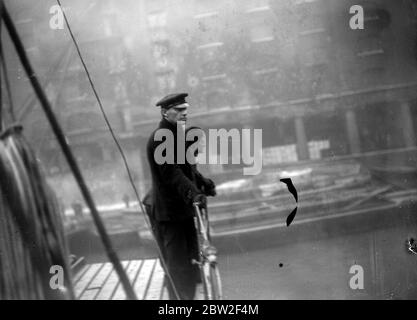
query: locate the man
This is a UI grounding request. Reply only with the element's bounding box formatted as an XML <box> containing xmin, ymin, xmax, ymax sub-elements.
<box><xmin>146</xmin><ymin>93</ymin><xmax>216</xmax><ymax>300</ymax></box>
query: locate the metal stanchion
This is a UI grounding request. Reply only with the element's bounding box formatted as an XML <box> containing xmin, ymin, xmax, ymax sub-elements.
<box><xmin>192</xmin><ymin>203</ymin><xmax>222</xmax><ymax>300</ymax></box>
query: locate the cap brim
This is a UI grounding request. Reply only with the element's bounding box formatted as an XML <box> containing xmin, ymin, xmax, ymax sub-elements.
<box><xmin>172</xmin><ymin>103</ymin><xmax>189</xmax><ymax>110</ymax></box>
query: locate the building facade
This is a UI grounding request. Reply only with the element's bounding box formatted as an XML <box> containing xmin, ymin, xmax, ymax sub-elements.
<box><xmin>4</xmin><ymin>0</ymin><xmax>417</xmax><ymax>204</ymax></box>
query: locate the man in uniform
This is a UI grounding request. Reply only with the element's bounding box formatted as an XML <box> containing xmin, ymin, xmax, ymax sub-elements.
<box><xmin>146</xmin><ymin>93</ymin><xmax>216</xmax><ymax>300</ymax></box>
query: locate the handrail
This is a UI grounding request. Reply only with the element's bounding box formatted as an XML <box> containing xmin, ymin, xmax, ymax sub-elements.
<box><xmin>192</xmin><ymin>203</ymin><xmax>222</xmax><ymax>300</ymax></box>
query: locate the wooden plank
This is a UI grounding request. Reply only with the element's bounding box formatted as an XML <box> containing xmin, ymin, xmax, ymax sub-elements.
<box><xmin>87</xmin><ymin>262</ymin><xmax>113</xmax><ymax>289</ymax></box>
<box><xmin>72</xmin><ymin>264</ymin><xmax>91</xmax><ymax>285</ymax></box>
<box><xmin>79</xmin><ymin>288</ymin><xmax>100</xmax><ymax>300</ymax></box>
<box><xmin>112</xmin><ymin>260</ymin><xmax>144</xmax><ymax>300</ymax></box>
<box><xmin>95</xmin><ymin>261</ymin><xmax>130</xmax><ymax>300</ymax></box>
<box><xmin>72</xmin><ymin>259</ymin><xmax>178</xmax><ymax>300</ymax></box>
<box><xmin>74</xmin><ymin>263</ymin><xmax>104</xmax><ymax>298</ymax></box>
<box><xmin>145</xmin><ymin>260</ymin><xmax>165</xmax><ymax>300</ymax></box>
<box><xmin>78</xmin><ymin>262</ymin><xmax>113</xmax><ymax>300</ymax></box>
<box><xmin>133</xmin><ymin>259</ymin><xmax>157</xmax><ymax>299</ymax></box>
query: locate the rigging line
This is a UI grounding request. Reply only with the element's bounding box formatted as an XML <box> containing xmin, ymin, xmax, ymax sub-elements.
<box><xmin>56</xmin><ymin>0</ymin><xmax>181</xmax><ymax>300</ymax></box>
<box><xmin>17</xmin><ymin>46</ymin><xmax>70</xmax><ymax>121</ymax></box>
<box><xmin>0</xmin><ymin>0</ymin><xmax>4</xmax><ymax>132</ymax></box>
<box><xmin>0</xmin><ymin>1</ymin><xmax>2</xmax><ymax>132</ymax></box>
<box><xmin>17</xmin><ymin>2</ymin><xmax>97</xmax><ymax>122</ymax></box>
<box><xmin>1</xmin><ymin>4</ymin><xmax>137</xmax><ymax>300</ymax></box>
<box><xmin>0</xmin><ymin>20</ymin><xmax>16</xmax><ymax>123</ymax></box>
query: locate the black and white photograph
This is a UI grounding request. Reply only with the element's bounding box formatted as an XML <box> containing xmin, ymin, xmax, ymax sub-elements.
<box><xmin>1</xmin><ymin>0</ymin><xmax>417</xmax><ymax>303</ymax></box>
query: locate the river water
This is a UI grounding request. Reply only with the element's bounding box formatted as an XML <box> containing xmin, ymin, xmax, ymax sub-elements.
<box><xmin>73</xmin><ymin>200</ymin><xmax>417</xmax><ymax>300</ymax></box>
<box><xmin>218</xmin><ymin>224</ymin><xmax>417</xmax><ymax>299</ymax></box>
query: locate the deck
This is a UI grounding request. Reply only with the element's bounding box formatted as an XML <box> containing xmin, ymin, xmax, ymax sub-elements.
<box><xmin>73</xmin><ymin>259</ymin><xmax>204</xmax><ymax>300</ymax></box>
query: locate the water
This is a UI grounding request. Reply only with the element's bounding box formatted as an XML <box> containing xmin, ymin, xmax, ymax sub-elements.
<box><xmin>219</xmin><ymin>224</ymin><xmax>417</xmax><ymax>299</ymax></box>
<box><xmin>73</xmin><ymin>202</ymin><xmax>417</xmax><ymax>300</ymax></box>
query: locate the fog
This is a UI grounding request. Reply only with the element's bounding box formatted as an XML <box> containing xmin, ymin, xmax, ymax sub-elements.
<box><xmin>2</xmin><ymin>0</ymin><xmax>417</xmax><ymax>299</ymax></box>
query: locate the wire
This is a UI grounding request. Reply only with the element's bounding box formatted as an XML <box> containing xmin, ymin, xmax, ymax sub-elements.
<box><xmin>56</xmin><ymin>0</ymin><xmax>181</xmax><ymax>300</ymax></box>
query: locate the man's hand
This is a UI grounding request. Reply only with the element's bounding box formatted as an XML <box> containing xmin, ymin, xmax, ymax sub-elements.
<box><xmin>193</xmin><ymin>194</ymin><xmax>207</xmax><ymax>208</ymax></box>
<box><xmin>203</xmin><ymin>178</ymin><xmax>216</xmax><ymax>197</ymax></box>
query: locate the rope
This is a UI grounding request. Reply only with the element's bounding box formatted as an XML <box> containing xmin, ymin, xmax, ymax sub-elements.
<box><xmin>56</xmin><ymin>0</ymin><xmax>181</xmax><ymax>300</ymax></box>
<box><xmin>1</xmin><ymin>4</ymin><xmax>137</xmax><ymax>300</ymax></box>
<box><xmin>0</xmin><ymin>126</ymin><xmax>75</xmax><ymax>299</ymax></box>
<box><xmin>0</xmin><ymin>122</ymin><xmax>22</xmax><ymax>139</ymax></box>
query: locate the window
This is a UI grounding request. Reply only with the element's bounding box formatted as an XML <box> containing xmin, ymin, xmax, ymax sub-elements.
<box><xmin>148</xmin><ymin>11</ymin><xmax>169</xmax><ymax>43</ymax></box>
<box><xmin>147</xmin><ymin>11</ymin><xmax>167</xmax><ymax>29</ymax></box>
<box><xmin>297</xmin><ymin>21</ymin><xmax>329</xmax><ymax>67</ymax></box>
<box><xmin>156</xmin><ymin>70</ymin><xmax>176</xmax><ymax>92</ymax></box>
<box><xmin>360</xmin><ymin>67</ymin><xmax>385</xmax><ymax>86</ymax></box>
<box><xmin>194</xmin><ymin>11</ymin><xmax>221</xmax><ymax>45</ymax></box>
<box><xmin>356</xmin><ymin>35</ymin><xmax>386</xmax><ymax>82</ymax></box>
<box><xmin>204</xmin><ymin>88</ymin><xmax>229</xmax><ymax>110</ymax></box>
<box><xmin>303</xmin><ymin>46</ymin><xmax>328</xmax><ymax>67</ymax></box>
<box><xmin>295</xmin><ymin>0</ymin><xmax>325</xmax><ymax>31</ymax></box>
<box><xmin>356</xmin><ymin>36</ymin><xmax>384</xmax><ymax>57</ymax></box>
<box><xmin>357</xmin><ymin>102</ymin><xmax>405</xmax><ymax>152</ymax></box>
<box><xmin>251</xmin><ymin>70</ymin><xmax>281</xmax><ymax>104</ymax></box>
<box><xmin>152</xmin><ymin>40</ymin><xmax>170</xmax><ymax>60</ymax></box>
<box><xmin>363</xmin><ymin>7</ymin><xmax>390</xmax><ymax>32</ymax></box>
<box><xmin>304</xmin><ymin>112</ymin><xmax>349</xmax><ymax>157</ymax></box>
<box><xmin>197</xmin><ymin>42</ymin><xmax>224</xmax><ymax>63</ymax></box>
<box><xmin>196</xmin><ymin>41</ymin><xmax>227</xmax><ymax>88</ymax></box>
<box><xmin>66</xmin><ymin>112</ymin><xmax>104</xmax><ymax>133</ymax></box>
<box><xmin>246</xmin><ymin>5</ymin><xmax>274</xmax><ymax>43</ymax></box>
<box><xmin>250</xmin><ymin>25</ymin><xmax>274</xmax><ymax>43</ymax></box>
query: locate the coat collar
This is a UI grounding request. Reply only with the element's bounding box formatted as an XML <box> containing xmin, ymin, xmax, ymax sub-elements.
<box><xmin>159</xmin><ymin>118</ymin><xmax>176</xmax><ymax>131</ymax></box>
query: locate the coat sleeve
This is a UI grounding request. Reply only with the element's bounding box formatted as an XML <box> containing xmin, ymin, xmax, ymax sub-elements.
<box><xmin>159</xmin><ymin>163</ymin><xmax>201</xmax><ymax>204</ymax></box>
<box><xmin>147</xmin><ymin>132</ymin><xmax>201</xmax><ymax>204</ymax></box>
<box><xmin>193</xmin><ymin>167</ymin><xmax>216</xmax><ymax>191</ymax></box>
<box><xmin>193</xmin><ymin>167</ymin><xmax>208</xmax><ymax>190</ymax></box>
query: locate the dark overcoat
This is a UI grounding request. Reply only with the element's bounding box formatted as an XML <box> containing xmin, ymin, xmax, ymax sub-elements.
<box><xmin>146</xmin><ymin>118</ymin><xmax>202</xmax><ymax>222</ymax></box>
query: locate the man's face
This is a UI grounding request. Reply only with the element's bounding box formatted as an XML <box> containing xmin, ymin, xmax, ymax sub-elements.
<box><xmin>163</xmin><ymin>103</ymin><xmax>188</xmax><ymax>124</ymax></box>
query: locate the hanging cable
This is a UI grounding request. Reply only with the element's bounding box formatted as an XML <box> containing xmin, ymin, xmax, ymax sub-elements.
<box><xmin>56</xmin><ymin>0</ymin><xmax>181</xmax><ymax>300</ymax></box>
<box><xmin>1</xmin><ymin>4</ymin><xmax>137</xmax><ymax>300</ymax></box>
